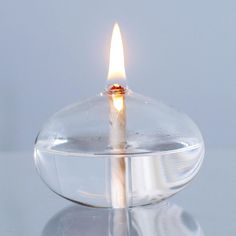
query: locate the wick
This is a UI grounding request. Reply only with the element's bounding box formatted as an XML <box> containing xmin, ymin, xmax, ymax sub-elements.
<box><xmin>107</xmin><ymin>83</ymin><xmax>126</xmax><ymax>95</ymax></box>
<box><xmin>108</xmin><ymin>82</ymin><xmax>127</xmax><ymax>208</ymax></box>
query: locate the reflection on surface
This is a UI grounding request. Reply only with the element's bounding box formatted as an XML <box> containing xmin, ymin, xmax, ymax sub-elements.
<box><xmin>42</xmin><ymin>202</ymin><xmax>204</xmax><ymax>236</ymax></box>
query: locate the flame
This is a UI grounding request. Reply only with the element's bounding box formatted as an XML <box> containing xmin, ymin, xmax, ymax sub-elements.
<box><xmin>112</xmin><ymin>94</ymin><xmax>124</xmax><ymax>111</ymax></box>
<box><xmin>107</xmin><ymin>23</ymin><xmax>126</xmax><ymax>80</ymax></box>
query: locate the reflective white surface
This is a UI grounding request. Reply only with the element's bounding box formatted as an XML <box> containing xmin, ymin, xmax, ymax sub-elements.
<box><xmin>42</xmin><ymin>202</ymin><xmax>203</xmax><ymax>236</ymax></box>
<box><xmin>0</xmin><ymin>150</ymin><xmax>235</xmax><ymax>235</ymax></box>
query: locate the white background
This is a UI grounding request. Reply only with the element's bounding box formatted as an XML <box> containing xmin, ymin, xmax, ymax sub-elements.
<box><xmin>0</xmin><ymin>0</ymin><xmax>235</xmax><ymax>150</ymax></box>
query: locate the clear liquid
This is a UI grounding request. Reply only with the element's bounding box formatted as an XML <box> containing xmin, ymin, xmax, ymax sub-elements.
<box><xmin>34</xmin><ymin>138</ymin><xmax>204</xmax><ymax>207</ymax></box>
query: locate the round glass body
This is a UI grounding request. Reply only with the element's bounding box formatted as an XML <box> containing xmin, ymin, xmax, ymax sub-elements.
<box><xmin>34</xmin><ymin>89</ymin><xmax>204</xmax><ymax>208</ymax></box>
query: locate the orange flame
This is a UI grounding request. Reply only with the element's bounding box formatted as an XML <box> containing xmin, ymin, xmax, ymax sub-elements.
<box><xmin>107</xmin><ymin>23</ymin><xmax>126</xmax><ymax>80</ymax></box>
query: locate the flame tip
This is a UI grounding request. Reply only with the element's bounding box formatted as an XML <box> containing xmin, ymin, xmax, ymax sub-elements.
<box><xmin>114</xmin><ymin>22</ymin><xmax>120</xmax><ymax>28</ymax></box>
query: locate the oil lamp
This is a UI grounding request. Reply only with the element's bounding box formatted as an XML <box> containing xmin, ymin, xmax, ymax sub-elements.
<box><xmin>34</xmin><ymin>23</ymin><xmax>205</xmax><ymax>208</ymax></box>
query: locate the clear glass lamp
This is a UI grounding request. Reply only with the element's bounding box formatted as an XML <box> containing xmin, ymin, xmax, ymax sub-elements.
<box><xmin>34</xmin><ymin>23</ymin><xmax>204</xmax><ymax>208</ymax></box>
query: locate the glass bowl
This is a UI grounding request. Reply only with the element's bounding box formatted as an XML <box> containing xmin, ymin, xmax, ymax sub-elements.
<box><xmin>34</xmin><ymin>89</ymin><xmax>204</xmax><ymax>208</ymax></box>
